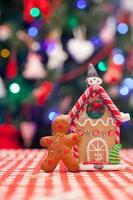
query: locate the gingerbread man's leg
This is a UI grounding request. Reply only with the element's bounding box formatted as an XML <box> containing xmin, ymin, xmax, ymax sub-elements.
<box><xmin>41</xmin><ymin>154</ymin><xmax>60</xmax><ymax>172</ymax></box>
<box><xmin>61</xmin><ymin>153</ymin><xmax>79</xmax><ymax>172</ymax></box>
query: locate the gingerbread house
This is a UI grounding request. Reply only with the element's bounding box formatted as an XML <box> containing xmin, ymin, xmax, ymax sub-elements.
<box><xmin>68</xmin><ymin>64</ymin><xmax>130</xmax><ymax>170</ymax></box>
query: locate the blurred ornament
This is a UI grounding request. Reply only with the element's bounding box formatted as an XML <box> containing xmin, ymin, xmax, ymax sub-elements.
<box><xmin>47</xmin><ymin>43</ymin><xmax>68</xmax><ymax>69</ymax></box>
<box><xmin>0</xmin><ymin>123</ymin><xmax>22</xmax><ymax>149</ymax></box>
<box><xmin>33</xmin><ymin>81</ymin><xmax>53</xmax><ymax>106</ymax></box>
<box><xmin>23</xmin><ymin>0</ymin><xmax>51</xmax><ymax>22</ymax></box>
<box><xmin>67</xmin><ymin>27</ymin><xmax>94</xmax><ymax>63</ymax></box>
<box><xmin>117</xmin><ymin>11</ymin><xmax>131</xmax><ymax>25</ymax></box>
<box><xmin>17</xmin><ymin>31</ymin><xmax>40</xmax><ymax>51</ymax></box>
<box><xmin>103</xmin><ymin>53</ymin><xmax>124</xmax><ymax>84</ymax></box>
<box><xmin>67</xmin><ymin>38</ymin><xmax>94</xmax><ymax>63</ymax></box>
<box><xmin>23</xmin><ymin>52</ymin><xmax>46</xmax><ymax>79</ymax></box>
<box><xmin>0</xmin><ymin>25</ymin><xmax>12</xmax><ymax>41</ymax></box>
<box><xmin>108</xmin><ymin>86</ymin><xmax>119</xmax><ymax>98</ymax></box>
<box><xmin>20</xmin><ymin>121</ymin><xmax>36</xmax><ymax>147</ymax></box>
<box><xmin>129</xmin><ymin>94</ymin><xmax>133</xmax><ymax>108</ymax></box>
<box><xmin>0</xmin><ymin>77</ymin><xmax>6</xmax><ymax>98</ymax></box>
<box><xmin>23</xmin><ymin>0</ymin><xmax>61</xmax><ymax>23</ymax></box>
<box><xmin>121</xmin><ymin>0</ymin><xmax>133</xmax><ymax>12</ymax></box>
<box><xmin>100</xmin><ymin>16</ymin><xmax>116</xmax><ymax>43</ymax></box>
<box><xmin>126</xmin><ymin>48</ymin><xmax>133</xmax><ymax>73</ymax></box>
<box><xmin>6</xmin><ymin>51</ymin><xmax>17</xmax><ymax>79</ymax></box>
<box><xmin>59</xmin><ymin>95</ymin><xmax>72</xmax><ymax>113</ymax></box>
<box><xmin>30</xmin><ymin>41</ymin><xmax>40</xmax><ymax>51</ymax></box>
<box><xmin>46</xmin><ymin>30</ymin><xmax>68</xmax><ymax>69</ymax></box>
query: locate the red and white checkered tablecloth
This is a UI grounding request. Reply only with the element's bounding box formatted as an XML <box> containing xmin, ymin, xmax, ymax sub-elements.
<box><xmin>0</xmin><ymin>149</ymin><xmax>133</xmax><ymax>200</ymax></box>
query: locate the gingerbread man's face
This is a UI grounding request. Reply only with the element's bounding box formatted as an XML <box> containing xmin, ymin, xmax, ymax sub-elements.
<box><xmin>52</xmin><ymin>115</ymin><xmax>70</xmax><ymax>136</ymax></box>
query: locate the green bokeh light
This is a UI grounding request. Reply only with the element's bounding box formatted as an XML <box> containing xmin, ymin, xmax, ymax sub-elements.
<box><xmin>68</xmin><ymin>16</ymin><xmax>78</xmax><ymax>28</ymax></box>
<box><xmin>98</xmin><ymin>61</ymin><xmax>107</xmax><ymax>72</ymax></box>
<box><xmin>30</xmin><ymin>7</ymin><xmax>40</xmax><ymax>17</ymax></box>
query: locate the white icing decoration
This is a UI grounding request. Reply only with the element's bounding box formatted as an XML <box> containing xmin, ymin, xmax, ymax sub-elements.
<box><xmin>87</xmin><ymin>137</ymin><xmax>109</xmax><ymax>162</ymax></box>
<box><xmin>79</xmin><ymin>161</ymin><xmax>126</xmax><ymax>171</ymax></box>
<box><xmin>86</xmin><ymin>77</ymin><xmax>103</xmax><ymax>85</ymax></box>
<box><xmin>76</xmin><ymin>117</ymin><xmax>116</xmax><ymax>127</ymax></box>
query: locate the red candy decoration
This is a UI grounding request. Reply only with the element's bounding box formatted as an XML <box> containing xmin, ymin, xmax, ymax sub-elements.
<box><xmin>48</xmin><ymin>159</ymin><xmax>53</xmax><ymax>165</ymax></box>
<box><xmin>64</xmin><ymin>149</ymin><xmax>69</xmax><ymax>154</ymax></box>
<box><xmin>72</xmin><ymin>135</ymin><xmax>78</xmax><ymax>141</ymax></box>
<box><xmin>6</xmin><ymin>52</ymin><xmax>17</xmax><ymax>79</ymax></box>
<box><xmin>77</xmin><ymin>130</ymin><xmax>84</xmax><ymax>136</ymax></box>
<box><xmin>108</xmin><ymin>130</ymin><xmax>115</xmax><ymax>136</ymax></box>
<box><xmin>92</xmin><ymin>129</ymin><xmax>99</xmax><ymax>136</ymax></box>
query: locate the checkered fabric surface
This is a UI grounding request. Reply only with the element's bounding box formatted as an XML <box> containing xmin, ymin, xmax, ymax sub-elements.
<box><xmin>0</xmin><ymin>149</ymin><xmax>133</xmax><ymax>200</ymax></box>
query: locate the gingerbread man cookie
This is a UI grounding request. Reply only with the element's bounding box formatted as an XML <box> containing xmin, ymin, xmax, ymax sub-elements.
<box><xmin>40</xmin><ymin>115</ymin><xmax>80</xmax><ymax>172</ymax></box>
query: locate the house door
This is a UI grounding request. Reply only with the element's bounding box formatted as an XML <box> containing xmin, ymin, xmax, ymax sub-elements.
<box><xmin>87</xmin><ymin>138</ymin><xmax>108</xmax><ymax>163</ymax></box>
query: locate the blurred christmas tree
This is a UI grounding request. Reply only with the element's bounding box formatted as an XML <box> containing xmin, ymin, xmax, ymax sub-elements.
<box><xmin>0</xmin><ymin>0</ymin><xmax>133</xmax><ymax>148</ymax></box>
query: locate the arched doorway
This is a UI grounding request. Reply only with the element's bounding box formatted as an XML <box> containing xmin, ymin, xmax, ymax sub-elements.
<box><xmin>87</xmin><ymin>138</ymin><xmax>108</xmax><ymax>163</ymax></box>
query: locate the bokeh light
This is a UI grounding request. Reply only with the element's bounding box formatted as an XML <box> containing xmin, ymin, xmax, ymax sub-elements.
<box><xmin>44</xmin><ymin>40</ymin><xmax>56</xmax><ymax>53</ymax></box>
<box><xmin>90</xmin><ymin>37</ymin><xmax>103</xmax><ymax>48</ymax></box>
<box><xmin>28</xmin><ymin>27</ymin><xmax>38</xmax><ymax>37</ymax></box>
<box><xmin>68</xmin><ymin>16</ymin><xmax>78</xmax><ymax>28</ymax></box>
<box><xmin>98</xmin><ymin>61</ymin><xmax>107</xmax><ymax>71</ymax></box>
<box><xmin>48</xmin><ymin>112</ymin><xmax>58</xmax><ymax>121</ymax></box>
<box><xmin>117</xmin><ymin>23</ymin><xmax>128</xmax><ymax>34</ymax></box>
<box><xmin>0</xmin><ymin>48</ymin><xmax>10</xmax><ymax>58</ymax></box>
<box><xmin>119</xmin><ymin>86</ymin><xmax>129</xmax><ymax>96</ymax></box>
<box><xmin>30</xmin><ymin>7</ymin><xmax>40</xmax><ymax>17</ymax></box>
<box><xmin>113</xmin><ymin>54</ymin><xmax>125</xmax><ymax>65</ymax></box>
<box><xmin>123</xmin><ymin>78</ymin><xmax>133</xmax><ymax>89</ymax></box>
<box><xmin>76</xmin><ymin>0</ymin><xmax>87</xmax><ymax>9</ymax></box>
<box><xmin>9</xmin><ymin>83</ymin><xmax>20</xmax><ymax>94</ymax></box>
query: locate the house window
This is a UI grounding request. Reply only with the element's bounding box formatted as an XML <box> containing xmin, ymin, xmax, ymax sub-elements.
<box><xmin>86</xmin><ymin>100</ymin><xmax>105</xmax><ymax>119</ymax></box>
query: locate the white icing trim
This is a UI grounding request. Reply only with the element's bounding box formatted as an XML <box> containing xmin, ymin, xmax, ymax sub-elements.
<box><xmin>79</xmin><ymin>161</ymin><xmax>126</xmax><ymax>171</ymax></box>
<box><xmin>76</xmin><ymin>118</ymin><xmax>116</xmax><ymax>127</ymax></box>
<box><xmin>87</xmin><ymin>137</ymin><xmax>109</xmax><ymax>162</ymax></box>
<box><xmin>120</xmin><ymin>112</ymin><xmax>130</xmax><ymax>122</ymax></box>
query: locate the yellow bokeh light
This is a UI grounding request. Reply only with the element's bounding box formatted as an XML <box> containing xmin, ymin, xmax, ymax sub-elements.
<box><xmin>0</xmin><ymin>48</ymin><xmax>10</xmax><ymax>58</ymax></box>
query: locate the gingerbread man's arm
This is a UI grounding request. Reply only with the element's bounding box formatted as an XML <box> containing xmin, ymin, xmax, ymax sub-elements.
<box><xmin>64</xmin><ymin>133</ymin><xmax>80</xmax><ymax>147</ymax></box>
<box><xmin>40</xmin><ymin>136</ymin><xmax>53</xmax><ymax>148</ymax></box>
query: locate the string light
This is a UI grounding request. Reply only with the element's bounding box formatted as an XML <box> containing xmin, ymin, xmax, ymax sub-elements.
<box><xmin>119</xmin><ymin>86</ymin><xmax>129</xmax><ymax>96</ymax></box>
<box><xmin>117</xmin><ymin>23</ymin><xmax>128</xmax><ymax>35</ymax></box>
<box><xmin>48</xmin><ymin>112</ymin><xmax>58</xmax><ymax>121</ymax></box>
<box><xmin>30</xmin><ymin>7</ymin><xmax>40</xmax><ymax>17</ymax></box>
<box><xmin>44</xmin><ymin>40</ymin><xmax>56</xmax><ymax>53</ymax></box>
<box><xmin>113</xmin><ymin>54</ymin><xmax>125</xmax><ymax>65</ymax></box>
<box><xmin>9</xmin><ymin>83</ymin><xmax>20</xmax><ymax>94</ymax></box>
<box><xmin>0</xmin><ymin>48</ymin><xmax>10</xmax><ymax>58</ymax></box>
<box><xmin>68</xmin><ymin>16</ymin><xmax>78</xmax><ymax>28</ymax></box>
<box><xmin>98</xmin><ymin>61</ymin><xmax>107</xmax><ymax>71</ymax></box>
<box><xmin>90</xmin><ymin>37</ymin><xmax>103</xmax><ymax>48</ymax></box>
<box><xmin>76</xmin><ymin>0</ymin><xmax>87</xmax><ymax>9</ymax></box>
<box><xmin>123</xmin><ymin>78</ymin><xmax>133</xmax><ymax>89</ymax></box>
<box><xmin>28</xmin><ymin>27</ymin><xmax>38</xmax><ymax>37</ymax></box>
